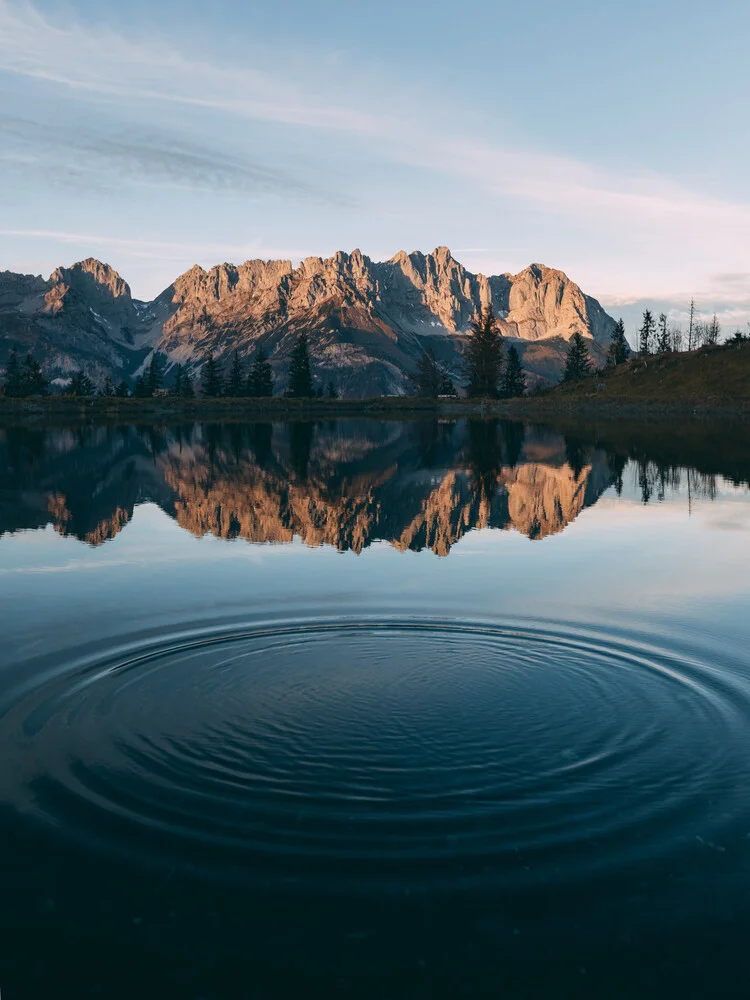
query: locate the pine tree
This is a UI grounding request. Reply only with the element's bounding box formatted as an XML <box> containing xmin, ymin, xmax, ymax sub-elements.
<box><xmin>20</xmin><ymin>352</ymin><xmax>49</xmax><ymax>396</ymax></box>
<box><xmin>68</xmin><ymin>369</ymin><xmax>95</xmax><ymax>396</ymax></box>
<box><xmin>98</xmin><ymin>375</ymin><xmax>116</xmax><ymax>398</ymax></box>
<box><xmin>201</xmin><ymin>352</ymin><xmax>224</xmax><ymax>397</ymax></box>
<box><xmin>180</xmin><ymin>371</ymin><xmax>195</xmax><ymax>398</ymax></box>
<box><xmin>225</xmin><ymin>351</ymin><xmax>246</xmax><ymax>397</ymax></box>
<box><xmin>2</xmin><ymin>346</ymin><xmax>23</xmax><ymax>398</ymax></box>
<box><xmin>501</xmin><ymin>344</ymin><xmax>526</xmax><ymax>397</ymax></box>
<box><xmin>656</xmin><ymin>313</ymin><xmax>671</xmax><ymax>353</ymax></box>
<box><xmin>132</xmin><ymin>374</ymin><xmax>150</xmax><ymax>398</ymax></box>
<box><xmin>414</xmin><ymin>346</ymin><xmax>445</xmax><ymax>397</ymax></box>
<box><xmin>247</xmin><ymin>347</ymin><xmax>274</xmax><ymax>397</ymax></box>
<box><xmin>327</xmin><ymin>380</ymin><xmax>339</xmax><ymax>399</ymax></box>
<box><xmin>562</xmin><ymin>332</ymin><xmax>593</xmax><ymax>382</ymax></box>
<box><xmin>639</xmin><ymin>310</ymin><xmax>656</xmax><ymax>355</ymax></box>
<box><xmin>287</xmin><ymin>333</ymin><xmax>314</xmax><ymax>398</ymax></box>
<box><xmin>465</xmin><ymin>308</ymin><xmax>504</xmax><ymax>398</ymax></box>
<box><xmin>115</xmin><ymin>379</ymin><xmax>130</xmax><ymax>398</ymax></box>
<box><xmin>608</xmin><ymin>319</ymin><xmax>629</xmax><ymax>366</ymax></box>
<box><xmin>439</xmin><ymin>372</ymin><xmax>457</xmax><ymax>396</ymax></box>
<box><xmin>171</xmin><ymin>365</ymin><xmax>184</xmax><ymax>397</ymax></box>
<box><xmin>147</xmin><ymin>353</ymin><xmax>164</xmax><ymax>395</ymax></box>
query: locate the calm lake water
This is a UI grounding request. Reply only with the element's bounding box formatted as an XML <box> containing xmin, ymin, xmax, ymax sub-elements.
<box><xmin>1</xmin><ymin>417</ymin><xmax>749</xmax><ymax>999</ymax></box>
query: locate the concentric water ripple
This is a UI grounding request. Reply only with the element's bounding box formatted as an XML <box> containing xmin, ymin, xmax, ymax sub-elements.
<box><xmin>1</xmin><ymin>617</ymin><xmax>748</xmax><ymax>891</ymax></box>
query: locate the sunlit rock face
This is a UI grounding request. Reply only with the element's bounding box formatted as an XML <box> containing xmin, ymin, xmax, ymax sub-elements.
<box><xmin>0</xmin><ymin>250</ymin><xmax>614</xmax><ymax>396</ymax></box>
<box><xmin>0</xmin><ymin>421</ymin><xmax>618</xmax><ymax>554</ymax></box>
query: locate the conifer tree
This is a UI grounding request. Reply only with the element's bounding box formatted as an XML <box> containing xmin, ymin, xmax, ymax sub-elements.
<box><xmin>147</xmin><ymin>353</ymin><xmax>164</xmax><ymax>395</ymax></box>
<box><xmin>201</xmin><ymin>352</ymin><xmax>224</xmax><ymax>397</ymax></box>
<box><xmin>20</xmin><ymin>353</ymin><xmax>49</xmax><ymax>396</ymax></box>
<box><xmin>247</xmin><ymin>347</ymin><xmax>274</xmax><ymax>397</ymax></box>
<box><xmin>608</xmin><ymin>319</ymin><xmax>629</xmax><ymax>366</ymax></box>
<box><xmin>562</xmin><ymin>332</ymin><xmax>593</xmax><ymax>382</ymax></box>
<box><xmin>327</xmin><ymin>380</ymin><xmax>339</xmax><ymax>399</ymax></box>
<box><xmin>639</xmin><ymin>309</ymin><xmax>656</xmax><ymax>355</ymax></box>
<box><xmin>414</xmin><ymin>346</ymin><xmax>446</xmax><ymax>397</ymax></box>
<box><xmin>656</xmin><ymin>313</ymin><xmax>671</xmax><ymax>353</ymax></box>
<box><xmin>226</xmin><ymin>351</ymin><xmax>246</xmax><ymax>397</ymax></box>
<box><xmin>439</xmin><ymin>372</ymin><xmax>458</xmax><ymax>396</ymax></box>
<box><xmin>287</xmin><ymin>333</ymin><xmax>314</xmax><ymax>398</ymax></box>
<box><xmin>180</xmin><ymin>370</ymin><xmax>195</xmax><ymax>398</ymax></box>
<box><xmin>465</xmin><ymin>308</ymin><xmax>504</xmax><ymax>397</ymax></box>
<box><xmin>132</xmin><ymin>374</ymin><xmax>150</xmax><ymax>397</ymax></box>
<box><xmin>68</xmin><ymin>369</ymin><xmax>95</xmax><ymax>396</ymax></box>
<box><xmin>171</xmin><ymin>365</ymin><xmax>184</xmax><ymax>397</ymax></box>
<box><xmin>2</xmin><ymin>346</ymin><xmax>23</xmax><ymax>398</ymax></box>
<box><xmin>98</xmin><ymin>374</ymin><xmax>116</xmax><ymax>398</ymax></box>
<box><xmin>501</xmin><ymin>344</ymin><xmax>526</xmax><ymax>397</ymax></box>
<box><xmin>115</xmin><ymin>379</ymin><xmax>130</xmax><ymax>398</ymax></box>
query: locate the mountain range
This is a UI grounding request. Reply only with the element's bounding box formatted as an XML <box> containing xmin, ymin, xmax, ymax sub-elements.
<box><xmin>0</xmin><ymin>248</ymin><xmax>617</xmax><ymax>397</ymax></box>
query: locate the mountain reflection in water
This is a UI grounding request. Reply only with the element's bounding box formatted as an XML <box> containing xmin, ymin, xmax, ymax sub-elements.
<box><xmin>1</xmin><ymin>418</ymin><xmax>740</xmax><ymax>553</ymax></box>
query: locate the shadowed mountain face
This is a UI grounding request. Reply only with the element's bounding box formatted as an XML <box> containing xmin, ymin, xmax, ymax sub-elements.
<box><xmin>0</xmin><ymin>250</ymin><xmax>614</xmax><ymax>395</ymax></box>
<box><xmin>4</xmin><ymin>417</ymin><xmax>732</xmax><ymax>554</ymax></box>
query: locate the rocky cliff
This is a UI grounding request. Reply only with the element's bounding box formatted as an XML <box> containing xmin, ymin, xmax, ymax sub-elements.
<box><xmin>0</xmin><ymin>249</ymin><xmax>616</xmax><ymax>396</ymax></box>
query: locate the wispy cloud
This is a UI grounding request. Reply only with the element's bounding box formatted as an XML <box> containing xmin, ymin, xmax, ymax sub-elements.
<box><xmin>0</xmin><ymin>113</ymin><xmax>340</xmax><ymax>202</ymax></box>
<box><xmin>0</xmin><ymin>1</ymin><xmax>379</xmax><ymax>134</ymax></box>
<box><xmin>0</xmin><ymin>1</ymin><xmax>740</xmax><ymax>223</ymax></box>
<box><xmin>3</xmin><ymin>1</ymin><xmax>750</xmax><ymax>303</ymax></box>
<box><xmin>410</xmin><ymin>134</ymin><xmax>750</xmax><ymax>233</ymax></box>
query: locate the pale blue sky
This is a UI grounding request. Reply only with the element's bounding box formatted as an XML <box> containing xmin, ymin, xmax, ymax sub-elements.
<box><xmin>2</xmin><ymin>0</ymin><xmax>750</xmax><ymax>336</ymax></box>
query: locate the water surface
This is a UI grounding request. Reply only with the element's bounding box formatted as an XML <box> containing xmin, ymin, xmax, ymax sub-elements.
<box><xmin>1</xmin><ymin>417</ymin><xmax>749</xmax><ymax>998</ymax></box>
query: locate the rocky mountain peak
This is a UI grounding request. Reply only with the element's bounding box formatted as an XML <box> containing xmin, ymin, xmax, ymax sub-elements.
<box><xmin>51</xmin><ymin>258</ymin><xmax>132</xmax><ymax>301</ymax></box>
<box><xmin>433</xmin><ymin>245</ymin><xmax>457</xmax><ymax>264</ymax></box>
<box><xmin>504</xmin><ymin>262</ymin><xmax>613</xmax><ymax>342</ymax></box>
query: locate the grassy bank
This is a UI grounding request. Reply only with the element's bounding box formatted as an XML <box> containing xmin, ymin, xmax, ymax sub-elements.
<box><xmin>538</xmin><ymin>340</ymin><xmax>750</xmax><ymax>406</ymax></box>
<box><xmin>0</xmin><ymin>393</ymin><xmax>748</xmax><ymax>427</ymax></box>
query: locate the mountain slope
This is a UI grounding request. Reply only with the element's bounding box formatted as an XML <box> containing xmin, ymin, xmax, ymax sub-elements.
<box><xmin>547</xmin><ymin>339</ymin><xmax>750</xmax><ymax>404</ymax></box>
<box><xmin>0</xmin><ymin>248</ymin><xmax>616</xmax><ymax>396</ymax></box>
<box><xmin>0</xmin><ymin>258</ymin><xmax>150</xmax><ymax>387</ymax></box>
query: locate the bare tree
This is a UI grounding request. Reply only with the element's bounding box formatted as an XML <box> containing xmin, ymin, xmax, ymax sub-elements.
<box><xmin>670</xmin><ymin>323</ymin><xmax>684</xmax><ymax>352</ymax></box>
<box><xmin>704</xmin><ymin>313</ymin><xmax>721</xmax><ymax>346</ymax></box>
<box><xmin>687</xmin><ymin>298</ymin><xmax>697</xmax><ymax>351</ymax></box>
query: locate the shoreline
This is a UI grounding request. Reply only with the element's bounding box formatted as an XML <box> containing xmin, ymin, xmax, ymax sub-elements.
<box><xmin>0</xmin><ymin>394</ymin><xmax>749</xmax><ymax>426</ymax></box>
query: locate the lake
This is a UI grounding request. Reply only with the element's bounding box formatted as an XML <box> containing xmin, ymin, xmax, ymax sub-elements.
<box><xmin>1</xmin><ymin>416</ymin><xmax>749</xmax><ymax>999</ymax></box>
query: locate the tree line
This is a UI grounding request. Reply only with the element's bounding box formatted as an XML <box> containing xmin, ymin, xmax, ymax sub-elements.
<box><xmin>0</xmin><ymin>335</ymin><xmax>338</xmax><ymax>400</ymax></box>
<box><xmin>635</xmin><ymin>301</ymin><xmax>750</xmax><ymax>356</ymax></box>
<box><xmin>414</xmin><ymin>309</ymin><xmax>600</xmax><ymax>396</ymax></box>
<box><xmin>5</xmin><ymin>299</ymin><xmax>747</xmax><ymax>401</ymax></box>
<box><xmin>197</xmin><ymin>336</ymin><xmax>337</xmax><ymax>400</ymax></box>
<box><xmin>414</xmin><ymin>311</ymin><xmax>528</xmax><ymax>398</ymax></box>
<box><xmin>0</xmin><ymin>322</ymin><xmax>593</xmax><ymax>401</ymax></box>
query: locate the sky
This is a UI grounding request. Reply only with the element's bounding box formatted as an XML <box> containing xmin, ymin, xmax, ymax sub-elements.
<box><xmin>2</xmin><ymin>0</ymin><xmax>750</xmax><ymax>340</ymax></box>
